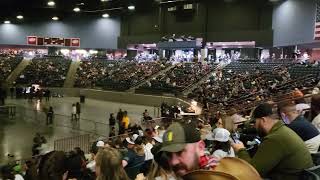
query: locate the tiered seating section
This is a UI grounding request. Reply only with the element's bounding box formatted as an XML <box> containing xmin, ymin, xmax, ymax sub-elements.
<box><xmin>288</xmin><ymin>64</ymin><xmax>320</xmax><ymax>79</ymax></box>
<box><xmin>189</xmin><ymin>62</ymin><xmax>319</xmax><ymax>111</ymax></box>
<box><xmin>0</xmin><ymin>56</ymin><xmax>22</xmax><ymax>81</ymax></box>
<box><xmin>75</xmin><ymin>61</ymin><xmax>169</xmax><ymax>90</ymax></box>
<box><xmin>75</xmin><ymin>60</ymin><xmax>121</xmax><ymax>88</ymax></box>
<box><xmin>16</xmin><ymin>57</ymin><xmax>71</xmax><ymax>87</ymax></box>
<box><xmin>137</xmin><ymin>62</ymin><xmax>217</xmax><ymax>94</ymax></box>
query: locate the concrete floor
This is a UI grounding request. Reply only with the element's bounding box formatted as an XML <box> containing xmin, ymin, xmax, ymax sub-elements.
<box><xmin>0</xmin><ymin>97</ymin><xmax>155</xmax><ymax>164</ymax></box>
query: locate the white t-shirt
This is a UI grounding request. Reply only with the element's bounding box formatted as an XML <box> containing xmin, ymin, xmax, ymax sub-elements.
<box><xmin>86</xmin><ymin>160</ymin><xmax>96</xmax><ymax>172</ymax></box>
<box><xmin>72</xmin><ymin>106</ymin><xmax>77</xmax><ymax>114</ymax></box>
<box><xmin>144</xmin><ymin>143</ymin><xmax>154</xmax><ymax>161</ymax></box>
<box><xmin>15</xmin><ymin>174</ymin><xmax>24</xmax><ymax>180</ymax></box>
<box><xmin>212</xmin><ymin>148</ymin><xmax>235</xmax><ymax>160</ymax></box>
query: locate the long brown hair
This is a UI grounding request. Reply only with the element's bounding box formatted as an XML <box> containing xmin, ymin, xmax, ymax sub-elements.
<box><xmin>147</xmin><ymin>160</ymin><xmax>172</xmax><ymax>180</ymax></box>
<box><xmin>95</xmin><ymin>147</ymin><xmax>129</xmax><ymax>180</ymax></box>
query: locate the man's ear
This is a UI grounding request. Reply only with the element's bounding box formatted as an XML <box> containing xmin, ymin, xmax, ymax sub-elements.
<box><xmin>261</xmin><ymin>117</ymin><xmax>268</xmax><ymax>124</ymax></box>
<box><xmin>197</xmin><ymin>140</ymin><xmax>206</xmax><ymax>156</ymax></box>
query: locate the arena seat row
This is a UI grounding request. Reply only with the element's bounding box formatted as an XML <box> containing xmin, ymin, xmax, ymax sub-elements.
<box><xmin>137</xmin><ymin>62</ymin><xmax>217</xmax><ymax>94</ymax></box>
<box><xmin>75</xmin><ymin>60</ymin><xmax>170</xmax><ymax>90</ymax></box>
<box><xmin>189</xmin><ymin>62</ymin><xmax>320</xmax><ymax>112</ymax></box>
<box><xmin>74</xmin><ymin>60</ymin><xmax>121</xmax><ymax>88</ymax></box>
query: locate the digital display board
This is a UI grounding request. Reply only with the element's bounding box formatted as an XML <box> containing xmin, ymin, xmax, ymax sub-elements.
<box><xmin>27</xmin><ymin>36</ymin><xmax>80</xmax><ymax>47</ymax></box>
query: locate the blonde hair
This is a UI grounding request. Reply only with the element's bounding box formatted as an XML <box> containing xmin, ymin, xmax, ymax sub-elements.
<box><xmin>221</xmin><ymin>116</ymin><xmax>236</xmax><ymax>133</ymax></box>
<box><xmin>95</xmin><ymin>147</ymin><xmax>129</xmax><ymax>180</ymax></box>
<box><xmin>133</xmin><ymin>144</ymin><xmax>145</xmax><ymax>156</ymax></box>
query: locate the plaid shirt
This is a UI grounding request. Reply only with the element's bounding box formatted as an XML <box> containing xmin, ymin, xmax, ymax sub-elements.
<box><xmin>199</xmin><ymin>155</ymin><xmax>219</xmax><ymax>169</ymax></box>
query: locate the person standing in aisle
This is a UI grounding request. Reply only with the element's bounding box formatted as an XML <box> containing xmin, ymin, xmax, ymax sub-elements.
<box><xmin>122</xmin><ymin>111</ymin><xmax>130</xmax><ymax>130</ymax></box>
<box><xmin>109</xmin><ymin>113</ymin><xmax>116</xmax><ymax>129</ymax></box>
<box><xmin>46</xmin><ymin>106</ymin><xmax>54</xmax><ymax>125</ymax></box>
<box><xmin>76</xmin><ymin>102</ymin><xmax>81</xmax><ymax>120</ymax></box>
<box><xmin>71</xmin><ymin>104</ymin><xmax>77</xmax><ymax>121</ymax></box>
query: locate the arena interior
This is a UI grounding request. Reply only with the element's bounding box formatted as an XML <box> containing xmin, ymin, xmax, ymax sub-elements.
<box><xmin>0</xmin><ymin>0</ymin><xmax>320</xmax><ymax>179</ymax></box>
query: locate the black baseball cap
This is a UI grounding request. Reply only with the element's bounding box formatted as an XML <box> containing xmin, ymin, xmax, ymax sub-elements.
<box><xmin>251</xmin><ymin>103</ymin><xmax>275</xmax><ymax>120</ymax></box>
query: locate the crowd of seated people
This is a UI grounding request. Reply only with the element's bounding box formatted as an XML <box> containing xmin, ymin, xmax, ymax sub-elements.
<box><xmin>189</xmin><ymin>62</ymin><xmax>320</xmax><ymax>111</ymax></box>
<box><xmin>101</xmin><ymin>61</ymin><xmax>169</xmax><ymax>91</ymax></box>
<box><xmin>3</xmin><ymin>93</ymin><xmax>320</xmax><ymax>180</ymax></box>
<box><xmin>2</xmin><ymin>59</ymin><xmax>320</xmax><ymax>180</ymax></box>
<box><xmin>0</xmin><ymin>56</ymin><xmax>22</xmax><ymax>82</ymax></box>
<box><xmin>74</xmin><ymin>60</ymin><xmax>121</xmax><ymax>88</ymax></box>
<box><xmin>16</xmin><ymin>57</ymin><xmax>71</xmax><ymax>87</ymax></box>
<box><xmin>75</xmin><ymin>60</ymin><xmax>170</xmax><ymax>90</ymax></box>
<box><xmin>139</xmin><ymin>62</ymin><xmax>217</xmax><ymax>94</ymax></box>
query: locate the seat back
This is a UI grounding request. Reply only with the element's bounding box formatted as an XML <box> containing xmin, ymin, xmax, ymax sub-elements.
<box><xmin>312</xmin><ymin>152</ymin><xmax>320</xmax><ymax>166</ymax></box>
<box><xmin>300</xmin><ymin>165</ymin><xmax>320</xmax><ymax>180</ymax></box>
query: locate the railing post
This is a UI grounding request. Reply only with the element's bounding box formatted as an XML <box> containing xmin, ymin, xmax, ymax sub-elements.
<box><xmin>94</xmin><ymin>122</ymin><xmax>98</xmax><ymax>137</ymax></box>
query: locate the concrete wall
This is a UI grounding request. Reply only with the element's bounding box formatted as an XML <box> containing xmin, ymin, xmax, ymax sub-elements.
<box><xmin>0</xmin><ymin>16</ymin><xmax>120</xmax><ymax>49</ymax></box>
<box><xmin>48</xmin><ymin>88</ymin><xmax>200</xmax><ymax>114</ymax></box>
<box><xmin>272</xmin><ymin>0</ymin><xmax>317</xmax><ymax>46</ymax></box>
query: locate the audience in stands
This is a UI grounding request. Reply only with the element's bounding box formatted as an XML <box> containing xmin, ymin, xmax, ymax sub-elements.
<box><xmin>0</xmin><ymin>56</ymin><xmax>22</xmax><ymax>81</ymax></box>
<box><xmin>16</xmin><ymin>57</ymin><xmax>71</xmax><ymax>87</ymax></box>
<box><xmin>75</xmin><ymin>60</ymin><xmax>120</xmax><ymax>88</ymax></box>
<box><xmin>190</xmin><ymin>62</ymin><xmax>319</xmax><ymax>112</ymax></box>
<box><xmin>75</xmin><ymin>60</ymin><xmax>169</xmax><ymax>90</ymax></box>
<box><xmin>2</xmin><ymin>60</ymin><xmax>320</xmax><ymax>180</ymax></box>
<box><xmin>140</xmin><ymin>62</ymin><xmax>215</xmax><ymax>94</ymax></box>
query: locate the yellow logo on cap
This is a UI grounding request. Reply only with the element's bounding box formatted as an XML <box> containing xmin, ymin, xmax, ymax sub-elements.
<box><xmin>167</xmin><ymin>132</ymin><xmax>173</xmax><ymax>142</ymax></box>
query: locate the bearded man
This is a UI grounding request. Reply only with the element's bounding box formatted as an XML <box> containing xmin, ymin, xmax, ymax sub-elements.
<box><xmin>232</xmin><ymin>103</ymin><xmax>313</xmax><ymax>180</ymax></box>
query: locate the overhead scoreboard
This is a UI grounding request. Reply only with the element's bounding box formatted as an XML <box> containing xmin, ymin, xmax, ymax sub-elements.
<box><xmin>27</xmin><ymin>36</ymin><xmax>80</xmax><ymax>47</ymax></box>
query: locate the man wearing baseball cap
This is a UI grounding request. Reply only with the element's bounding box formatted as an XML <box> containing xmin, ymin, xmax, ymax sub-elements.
<box><xmin>232</xmin><ymin>103</ymin><xmax>313</xmax><ymax>180</ymax></box>
<box><xmin>161</xmin><ymin>122</ymin><xmax>218</xmax><ymax>177</ymax></box>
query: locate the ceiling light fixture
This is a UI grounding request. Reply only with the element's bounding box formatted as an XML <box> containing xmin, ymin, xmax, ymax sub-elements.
<box><xmin>102</xmin><ymin>13</ymin><xmax>110</xmax><ymax>18</ymax></box>
<box><xmin>17</xmin><ymin>15</ymin><xmax>24</xmax><ymax>19</ymax></box>
<box><xmin>73</xmin><ymin>7</ymin><xmax>81</xmax><ymax>12</ymax></box>
<box><xmin>52</xmin><ymin>16</ymin><xmax>59</xmax><ymax>21</ymax></box>
<box><xmin>4</xmin><ymin>21</ymin><xmax>11</xmax><ymax>24</ymax></box>
<box><xmin>128</xmin><ymin>5</ymin><xmax>135</xmax><ymax>10</ymax></box>
<box><xmin>47</xmin><ymin>1</ymin><xmax>55</xmax><ymax>6</ymax></box>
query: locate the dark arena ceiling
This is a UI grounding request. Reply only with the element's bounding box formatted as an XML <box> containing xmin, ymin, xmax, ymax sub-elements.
<box><xmin>0</xmin><ymin>0</ymin><xmax>277</xmax><ymax>22</ymax></box>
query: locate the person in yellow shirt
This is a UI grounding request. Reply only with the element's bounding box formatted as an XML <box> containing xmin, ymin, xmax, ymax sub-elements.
<box><xmin>122</xmin><ymin>111</ymin><xmax>130</xmax><ymax>129</ymax></box>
